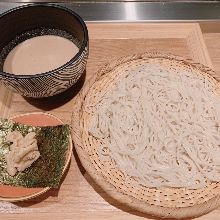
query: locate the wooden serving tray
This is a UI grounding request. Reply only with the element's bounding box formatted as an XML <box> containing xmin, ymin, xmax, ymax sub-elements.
<box><xmin>0</xmin><ymin>23</ymin><xmax>217</xmax><ymax>220</ymax></box>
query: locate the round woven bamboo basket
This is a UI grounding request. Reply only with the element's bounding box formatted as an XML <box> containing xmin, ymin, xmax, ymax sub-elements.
<box><xmin>71</xmin><ymin>52</ymin><xmax>220</xmax><ymax>219</ymax></box>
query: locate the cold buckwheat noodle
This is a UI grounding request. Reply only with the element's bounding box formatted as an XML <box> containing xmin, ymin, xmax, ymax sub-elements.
<box><xmin>85</xmin><ymin>62</ymin><xmax>220</xmax><ymax>189</ymax></box>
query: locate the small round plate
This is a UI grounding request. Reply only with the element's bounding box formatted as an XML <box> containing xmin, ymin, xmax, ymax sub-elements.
<box><xmin>0</xmin><ymin>112</ymin><xmax>72</xmax><ymax>202</ymax></box>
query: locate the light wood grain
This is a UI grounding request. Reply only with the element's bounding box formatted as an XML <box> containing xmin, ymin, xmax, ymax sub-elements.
<box><xmin>0</xmin><ymin>84</ymin><xmax>12</xmax><ymax>118</ymax></box>
<box><xmin>0</xmin><ymin>23</ymin><xmax>216</xmax><ymax>220</ymax></box>
<box><xmin>204</xmin><ymin>33</ymin><xmax>220</xmax><ymax>81</ymax></box>
<box><xmin>88</xmin><ymin>23</ymin><xmax>197</xmax><ymax>39</ymax></box>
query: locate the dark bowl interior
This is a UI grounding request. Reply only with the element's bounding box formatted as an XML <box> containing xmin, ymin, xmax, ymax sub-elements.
<box><xmin>0</xmin><ymin>4</ymin><xmax>88</xmax><ymax>77</ymax></box>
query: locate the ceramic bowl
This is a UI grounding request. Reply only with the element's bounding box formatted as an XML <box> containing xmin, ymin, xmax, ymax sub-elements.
<box><xmin>0</xmin><ymin>4</ymin><xmax>88</xmax><ymax>98</ymax></box>
<box><xmin>0</xmin><ymin>112</ymin><xmax>73</xmax><ymax>202</ymax></box>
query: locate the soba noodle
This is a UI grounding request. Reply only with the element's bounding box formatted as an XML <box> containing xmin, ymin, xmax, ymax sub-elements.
<box><xmin>86</xmin><ymin>62</ymin><xmax>220</xmax><ymax>189</ymax></box>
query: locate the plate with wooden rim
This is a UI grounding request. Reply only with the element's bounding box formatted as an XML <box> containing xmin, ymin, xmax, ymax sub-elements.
<box><xmin>0</xmin><ymin>112</ymin><xmax>72</xmax><ymax>202</ymax></box>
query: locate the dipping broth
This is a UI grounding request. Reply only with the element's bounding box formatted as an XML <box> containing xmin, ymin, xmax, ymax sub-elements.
<box><xmin>3</xmin><ymin>35</ymin><xmax>79</xmax><ymax>75</ymax></box>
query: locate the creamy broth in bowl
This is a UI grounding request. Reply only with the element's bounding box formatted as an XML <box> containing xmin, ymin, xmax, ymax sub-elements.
<box><xmin>3</xmin><ymin>35</ymin><xmax>79</xmax><ymax>75</ymax></box>
<box><xmin>0</xmin><ymin>4</ymin><xmax>88</xmax><ymax>97</ymax></box>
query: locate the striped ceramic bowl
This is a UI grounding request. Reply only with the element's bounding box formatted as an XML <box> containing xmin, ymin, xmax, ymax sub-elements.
<box><xmin>0</xmin><ymin>4</ymin><xmax>88</xmax><ymax>98</ymax></box>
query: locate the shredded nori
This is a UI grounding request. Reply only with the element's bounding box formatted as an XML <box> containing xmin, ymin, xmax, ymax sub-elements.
<box><xmin>0</xmin><ymin>119</ymin><xmax>70</xmax><ymax>188</ymax></box>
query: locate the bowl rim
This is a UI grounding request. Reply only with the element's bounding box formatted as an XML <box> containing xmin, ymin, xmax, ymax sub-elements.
<box><xmin>0</xmin><ymin>3</ymin><xmax>88</xmax><ymax>79</ymax></box>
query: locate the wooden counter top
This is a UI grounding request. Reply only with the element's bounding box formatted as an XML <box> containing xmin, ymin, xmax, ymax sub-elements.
<box><xmin>1</xmin><ymin>23</ymin><xmax>220</xmax><ymax>220</ymax></box>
